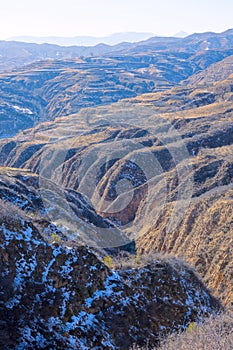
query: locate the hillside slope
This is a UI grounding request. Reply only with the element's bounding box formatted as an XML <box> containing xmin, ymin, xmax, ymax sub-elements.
<box><xmin>0</xmin><ymin>201</ymin><xmax>221</xmax><ymax>349</ymax></box>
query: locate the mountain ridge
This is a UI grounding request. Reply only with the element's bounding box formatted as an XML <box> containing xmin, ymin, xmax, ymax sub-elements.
<box><xmin>8</xmin><ymin>32</ymin><xmax>155</xmax><ymax>46</ymax></box>
<box><xmin>0</xmin><ymin>28</ymin><xmax>233</xmax><ymax>73</ymax></box>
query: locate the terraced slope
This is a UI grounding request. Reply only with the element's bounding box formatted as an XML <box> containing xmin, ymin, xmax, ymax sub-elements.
<box><xmin>0</xmin><ymin>55</ymin><xmax>189</xmax><ymax>137</ymax></box>
<box><xmin>1</xmin><ymin>29</ymin><xmax>233</xmax><ymax>138</ymax></box>
<box><xmin>1</xmin><ymin>29</ymin><xmax>233</xmax><ymax>73</ymax></box>
<box><xmin>183</xmin><ymin>54</ymin><xmax>233</xmax><ymax>86</ymax></box>
<box><xmin>0</xmin><ymin>40</ymin><xmax>131</xmax><ymax>72</ymax></box>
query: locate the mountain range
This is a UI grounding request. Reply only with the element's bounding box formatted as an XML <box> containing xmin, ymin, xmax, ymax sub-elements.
<box><xmin>0</xmin><ymin>29</ymin><xmax>232</xmax><ymax>73</ymax></box>
<box><xmin>9</xmin><ymin>32</ymin><xmax>155</xmax><ymax>46</ymax></box>
<box><xmin>8</xmin><ymin>31</ymin><xmax>190</xmax><ymax>47</ymax></box>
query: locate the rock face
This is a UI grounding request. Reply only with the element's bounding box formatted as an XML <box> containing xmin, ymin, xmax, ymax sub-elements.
<box><xmin>0</xmin><ymin>207</ymin><xmax>221</xmax><ymax>349</ymax></box>
<box><xmin>0</xmin><ymin>167</ymin><xmax>134</xmax><ymax>251</ymax></box>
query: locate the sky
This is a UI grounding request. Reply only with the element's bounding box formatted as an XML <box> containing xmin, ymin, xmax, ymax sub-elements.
<box><xmin>0</xmin><ymin>0</ymin><xmax>233</xmax><ymax>39</ymax></box>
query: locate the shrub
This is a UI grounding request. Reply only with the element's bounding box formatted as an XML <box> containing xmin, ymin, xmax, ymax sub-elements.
<box><xmin>103</xmin><ymin>255</ymin><xmax>114</xmax><ymax>268</ymax></box>
<box><xmin>50</xmin><ymin>233</ymin><xmax>62</xmax><ymax>244</ymax></box>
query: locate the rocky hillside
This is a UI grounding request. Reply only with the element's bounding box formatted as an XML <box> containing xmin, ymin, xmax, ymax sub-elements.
<box><xmin>0</xmin><ymin>167</ymin><xmax>133</xmax><ymax>251</ymax></box>
<box><xmin>0</xmin><ymin>55</ymin><xmax>190</xmax><ymax>138</ymax></box>
<box><xmin>0</xmin><ymin>200</ymin><xmax>221</xmax><ymax>349</ymax></box>
<box><xmin>183</xmin><ymin>54</ymin><xmax>233</xmax><ymax>86</ymax></box>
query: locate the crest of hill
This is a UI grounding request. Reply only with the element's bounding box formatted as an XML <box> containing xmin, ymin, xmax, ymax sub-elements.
<box><xmin>126</xmin><ymin>29</ymin><xmax>233</xmax><ymax>54</ymax></box>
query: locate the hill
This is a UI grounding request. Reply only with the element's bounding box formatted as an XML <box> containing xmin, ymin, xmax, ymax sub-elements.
<box><xmin>183</xmin><ymin>54</ymin><xmax>233</xmax><ymax>85</ymax></box>
<box><xmin>0</xmin><ymin>199</ymin><xmax>221</xmax><ymax>349</ymax></box>
<box><xmin>0</xmin><ymin>54</ymin><xmax>202</xmax><ymax>138</ymax></box>
<box><xmin>1</xmin><ymin>29</ymin><xmax>233</xmax><ymax>74</ymax></box>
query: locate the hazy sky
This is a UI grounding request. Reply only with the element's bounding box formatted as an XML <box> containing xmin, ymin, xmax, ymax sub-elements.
<box><xmin>0</xmin><ymin>0</ymin><xmax>233</xmax><ymax>39</ymax></box>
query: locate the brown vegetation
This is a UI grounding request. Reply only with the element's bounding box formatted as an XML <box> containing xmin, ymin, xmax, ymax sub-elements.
<box><xmin>131</xmin><ymin>307</ymin><xmax>233</xmax><ymax>350</ymax></box>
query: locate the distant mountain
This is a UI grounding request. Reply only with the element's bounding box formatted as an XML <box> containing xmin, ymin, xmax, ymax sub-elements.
<box><xmin>174</xmin><ymin>30</ymin><xmax>189</xmax><ymax>38</ymax></box>
<box><xmin>9</xmin><ymin>32</ymin><xmax>155</xmax><ymax>46</ymax></box>
<box><xmin>127</xmin><ymin>28</ymin><xmax>233</xmax><ymax>54</ymax></box>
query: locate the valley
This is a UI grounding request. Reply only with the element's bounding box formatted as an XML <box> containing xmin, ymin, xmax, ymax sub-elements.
<box><xmin>0</xmin><ymin>29</ymin><xmax>232</xmax><ymax>349</ymax></box>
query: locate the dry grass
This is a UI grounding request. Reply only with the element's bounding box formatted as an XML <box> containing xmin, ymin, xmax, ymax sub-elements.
<box><xmin>131</xmin><ymin>308</ymin><xmax>233</xmax><ymax>350</ymax></box>
<box><xmin>159</xmin><ymin>308</ymin><xmax>233</xmax><ymax>350</ymax></box>
<box><xmin>112</xmin><ymin>251</ymin><xmax>199</xmax><ymax>275</ymax></box>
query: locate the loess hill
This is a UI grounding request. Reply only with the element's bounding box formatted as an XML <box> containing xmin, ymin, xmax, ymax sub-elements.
<box><xmin>1</xmin><ymin>29</ymin><xmax>233</xmax><ymax>138</ymax></box>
